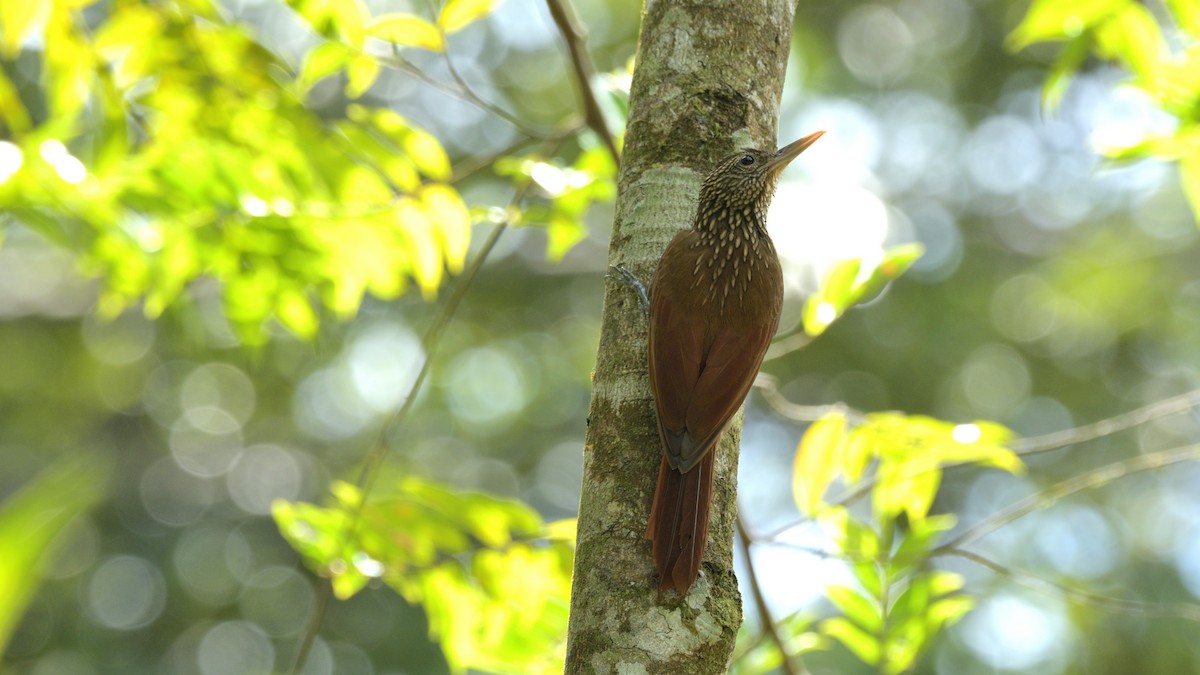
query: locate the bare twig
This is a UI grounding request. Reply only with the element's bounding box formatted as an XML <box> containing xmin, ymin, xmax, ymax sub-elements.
<box><xmin>754</xmin><ymin>374</ymin><xmax>869</xmax><ymax>426</ymax></box>
<box><xmin>942</xmin><ymin>547</ymin><xmax>1200</xmax><ymax>622</ymax></box>
<box><xmin>1011</xmin><ymin>389</ymin><xmax>1200</xmax><ymax>456</ymax></box>
<box><xmin>935</xmin><ymin>443</ymin><xmax>1200</xmax><ymax>554</ymax></box>
<box><xmin>737</xmin><ymin>513</ymin><xmax>808</xmax><ymax>675</ymax></box>
<box><xmin>542</xmin><ymin>0</ymin><xmax>620</xmax><ymax>164</ymax></box>
<box><xmin>764</xmin><ymin>330</ymin><xmax>814</xmax><ymax>362</ymax></box>
<box><xmin>377</xmin><ymin>51</ymin><xmax>552</xmax><ymax>139</ymax></box>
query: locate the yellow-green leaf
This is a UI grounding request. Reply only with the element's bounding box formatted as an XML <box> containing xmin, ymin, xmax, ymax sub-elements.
<box><xmin>396</xmin><ymin>197</ymin><xmax>443</xmax><ymax>299</ymax></box>
<box><xmin>421</xmin><ymin>184</ymin><xmax>471</xmax><ymax>273</ymax></box>
<box><xmin>821</xmin><ymin>617</ymin><xmax>880</xmax><ymax>665</ymax></box>
<box><xmin>438</xmin><ymin>0</ymin><xmax>500</xmax><ymax>34</ymax></box>
<box><xmin>793</xmin><ymin>412</ymin><xmax>846</xmax><ymax>514</ymax></box>
<box><xmin>405</xmin><ymin>128</ymin><xmax>452</xmax><ymax>180</ymax></box>
<box><xmin>0</xmin><ymin>0</ymin><xmax>49</xmax><ymax>58</ymax></box>
<box><xmin>1094</xmin><ymin>3</ymin><xmax>1166</xmax><ymax>89</ymax></box>
<box><xmin>276</xmin><ymin>287</ymin><xmax>318</xmax><ymax>339</ymax></box>
<box><xmin>828</xmin><ymin>585</ymin><xmax>883</xmax><ymax>633</ymax></box>
<box><xmin>345</xmin><ymin>52</ymin><xmax>381</xmax><ymax>99</ymax></box>
<box><xmin>1167</xmin><ymin>0</ymin><xmax>1200</xmax><ymax>34</ymax></box>
<box><xmin>1007</xmin><ymin>0</ymin><xmax>1129</xmax><ymax>51</ymax></box>
<box><xmin>367</xmin><ymin>13</ymin><xmax>444</xmax><ymax>52</ymax></box>
<box><xmin>298</xmin><ymin>41</ymin><xmax>352</xmax><ymax>94</ymax></box>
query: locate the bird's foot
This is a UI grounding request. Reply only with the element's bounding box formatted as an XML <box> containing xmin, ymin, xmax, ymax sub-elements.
<box><xmin>606</xmin><ymin>264</ymin><xmax>650</xmax><ymax>317</ymax></box>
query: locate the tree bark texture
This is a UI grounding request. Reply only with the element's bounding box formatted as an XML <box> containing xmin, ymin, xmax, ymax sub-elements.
<box><xmin>565</xmin><ymin>0</ymin><xmax>796</xmax><ymax>671</ymax></box>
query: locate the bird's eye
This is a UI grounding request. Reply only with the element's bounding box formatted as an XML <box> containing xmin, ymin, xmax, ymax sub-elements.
<box><xmin>739</xmin><ymin>155</ymin><xmax>755</xmax><ymax>166</ymax></box>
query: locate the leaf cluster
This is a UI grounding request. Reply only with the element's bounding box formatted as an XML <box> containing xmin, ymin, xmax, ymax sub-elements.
<box><xmin>1008</xmin><ymin>0</ymin><xmax>1200</xmax><ymax>223</ymax></box>
<box><xmin>273</xmin><ymin>478</ymin><xmax>574</xmax><ymax>674</ymax></box>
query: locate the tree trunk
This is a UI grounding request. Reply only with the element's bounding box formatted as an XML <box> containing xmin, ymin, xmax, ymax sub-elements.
<box><xmin>565</xmin><ymin>0</ymin><xmax>796</xmax><ymax>671</ymax></box>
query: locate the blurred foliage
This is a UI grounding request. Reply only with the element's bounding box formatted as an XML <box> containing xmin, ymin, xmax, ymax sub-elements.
<box><xmin>495</xmin><ymin>140</ymin><xmax>618</xmax><ymax>260</ymax></box>
<box><xmin>0</xmin><ymin>0</ymin><xmax>475</xmax><ymax>342</ymax></box>
<box><xmin>1008</xmin><ymin>0</ymin><xmax>1200</xmax><ymax>222</ymax></box>
<box><xmin>273</xmin><ymin>478</ymin><xmax>573</xmax><ymax>674</ymax></box>
<box><xmin>802</xmin><ymin>243</ymin><xmax>924</xmax><ymax>338</ymax></box>
<box><xmin>0</xmin><ymin>455</ymin><xmax>109</xmax><ymax>652</ymax></box>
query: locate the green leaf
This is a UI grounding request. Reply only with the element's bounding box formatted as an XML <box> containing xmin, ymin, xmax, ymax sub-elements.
<box><xmin>0</xmin><ymin>0</ymin><xmax>49</xmax><ymax>58</ymax></box>
<box><xmin>367</xmin><ymin>13</ymin><xmax>445</xmax><ymax>51</ymax></box>
<box><xmin>546</xmin><ymin>215</ymin><xmax>586</xmax><ymax>262</ymax></box>
<box><xmin>439</xmin><ymin>0</ymin><xmax>500</xmax><ymax>33</ymax></box>
<box><xmin>821</xmin><ymin>616</ymin><xmax>880</xmax><ymax>665</ymax></box>
<box><xmin>818</xmin><ymin>506</ymin><xmax>881</xmax><ymax>562</ymax></box>
<box><xmin>1094</xmin><ymin>3</ymin><xmax>1166</xmax><ymax>88</ymax></box>
<box><xmin>0</xmin><ymin>456</ymin><xmax>111</xmax><ymax>652</ymax></box>
<box><xmin>793</xmin><ymin>411</ymin><xmax>846</xmax><ymax>514</ymax></box>
<box><xmin>404</xmin><ymin>127</ymin><xmax>452</xmax><ymax>180</ymax></box>
<box><xmin>855</xmin><ymin>243</ymin><xmax>925</xmax><ymax>305</ymax></box>
<box><xmin>1007</xmin><ymin>0</ymin><xmax>1129</xmax><ymax>51</ymax></box>
<box><xmin>298</xmin><ymin>41</ymin><xmax>352</xmax><ymax>94</ymax></box>
<box><xmin>421</xmin><ymin>184</ymin><xmax>471</xmax><ymax>273</ymax></box>
<box><xmin>841</xmin><ymin>424</ymin><xmax>875</xmax><ymax>483</ymax></box>
<box><xmin>827</xmin><ymin>584</ymin><xmax>883</xmax><ymax>633</ymax></box>
<box><xmin>345</xmin><ymin>52</ymin><xmax>381</xmax><ymax>98</ymax></box>
<box><xmin>276</xmin><ymin>287</ymin><xmax>318</xmax><ymax>339</ymax></box>
<box><xmin>1042</xmin><ymin>33</ymin><xmax>1093</xmax><ymax>109</ymax></box>
<box><xmin>1167</xmin><ymin>0</ymin><xmax>1200</xmax><ymax>34</ymax></box>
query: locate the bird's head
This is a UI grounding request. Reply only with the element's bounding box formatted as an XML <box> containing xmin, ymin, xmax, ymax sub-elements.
<box><xmin>698</xmin><ymin>130</ymin><xmax>825</xmax><ymax>211</ymax></box>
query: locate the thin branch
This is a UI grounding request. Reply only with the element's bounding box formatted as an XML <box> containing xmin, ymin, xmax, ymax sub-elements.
<box><xmin>934</xmin><ymin>443</ymin><xmax>1200</xmax><ymax>554</ymax></box>
<box><xmin>942</xmin><ymin>547</ymin><xmax>1200</xmax><ymax>622</ymax></box>
<box><xmin>754</xmin><ymin>374</ymin><xmax>869</xmax><ymax>426</ymax></box>
<box><xmin>1011</xmin><ymin>389</ymin><xmax>1200</xmax><ymax>456</ymax></box>
<box><xmin>764</xmin><ymin>330</ymin><xmax>814</xmax><ymax>362</ymax></box>
<box><xmin>543</xmin><ymin>0</ymin><xmax>620</xmax><ymax>164</ymax></box>
<box><xmin>737</xmin><ymin>513</ymin><xmax>809</xmax><ymax>675</ymax></box>
<box><xmin>377</xmin><ymin>51</ymin><xmax>553</xmax><ymax>139</ymax></box>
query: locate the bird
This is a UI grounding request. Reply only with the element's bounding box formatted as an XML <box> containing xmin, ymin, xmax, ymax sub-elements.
<box><xmin>646</xmin><ymin>130</ymin><xmax>825</xmax><ymax>594</ymax></box>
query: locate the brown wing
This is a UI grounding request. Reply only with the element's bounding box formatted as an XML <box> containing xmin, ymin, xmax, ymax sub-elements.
<box><xmin>648</xmin><ymin>233</ymin><xmax>781</xmax><ymax>473</ymax></box>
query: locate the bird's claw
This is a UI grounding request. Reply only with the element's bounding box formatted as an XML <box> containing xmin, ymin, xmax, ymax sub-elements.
<box><xmin>607</xmin><ymin>264</ymin><xmax>650</xmax><ymax>317</ymax></box>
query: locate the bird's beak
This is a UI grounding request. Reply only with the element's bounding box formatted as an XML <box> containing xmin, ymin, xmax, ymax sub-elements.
<box><xmin>767</xmin><ymin>130</ymin><xmax>825</xmax><ymax>175</ymax></box>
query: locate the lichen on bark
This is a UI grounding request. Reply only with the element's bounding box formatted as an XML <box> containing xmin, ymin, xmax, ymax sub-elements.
<box><xmin>566</xmin><ymin>0</ymin><xmax>796</xmax><ymax>671</ymax></box>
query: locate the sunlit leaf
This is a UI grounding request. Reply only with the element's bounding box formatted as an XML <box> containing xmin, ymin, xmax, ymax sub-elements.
<box><xmin>1042</xmin><ymin>33</ymin><xmax>1093</xmax><ymax>109</ymax></box>
<box><xmin>821</xmin><ymin>617</ymin><xmax>880</xmax><ymax>665</ymax></box>
<box><xmin>1167</xmin><ymin>0</ymin><xmax>1200</xmax><ymax>34</ymax></box>
<box><xmin>439</xmin><ymin>0</ymin><xmax>500</xmax><ymax>34</ymax></box>
<box><xmin>819</xmin><ymin>506</ymin><xmax>881</xmax><ymax>561</ymax></box>
<box><xmin>276</xmin><ymin>287</ymin><xmax>318</xmax><ymax>338</ymax></box>
<box><xmin>855</xmin><ymin>243</ymin><xmax>925</xmax><ymax>305</ymax></box>
<box><xmin>1006</xmin><ymin>0</ymin><xmax>1129</xmax><ymax>50</ymax></box>
<box><xmin>793</xmin><ymin>411</ymin><xmax>846</xmax><ymax>514</ymax></box>
<box><xmin>345</xmin><ymin>52</ymin><xmax>381</xmax><ymax>98</ymax></box>
<box><xmin>841</xmin><ymin>425</ymin><xmax>875</xmax><ymax>483</ymax></box>
<box><xmin>827</xmin><ymin>585</ymin><xmax>882</xmax><ymax>633</ymax></box>
<box><xmin>367</xmin><ymin>13</ymin><xmax>444</xmax><ymax>51</ymax></box>
<box><xmin>405</xmin><ymin>128</ymin><xmax>452</xmax><ymax>180</ymax></box>
<box><xmin>1094</xmin><ymin>3</ymin><xmax>1165</xmax><ymax>89</ymax></box>
<box><xmin>0</xmin><ymin>456</ymin><xmax>110</xmax><ymax>652</ymax></box>
<box><xmin>546</xmin><ymin>214</ymin><xmax>586</xmax><ymax>262</ymax></box>
<box><xmin>0</xmin><ymin>0</ymin><xmax>48</xmax><ymax>58</ymax></box>
<box><xmin>421</xmin><ymin>184</ymin><xmax>471</xmax><ymax>273</ymax></box>
<box><xmin>298</xmin><ymin>41</ymin><xmax>352</xmax><ymax>94</ymax></box>
<box><xmin>396</xmin><ymin>197</ymin><xmax>443</xmax><ymax>299</ymax></box>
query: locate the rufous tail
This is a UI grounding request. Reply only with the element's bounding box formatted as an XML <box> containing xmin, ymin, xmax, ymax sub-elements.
<box><xmin>646</xmin><ymin>452</ymin><xmax>716</xmax><ymax>594</ymax></box>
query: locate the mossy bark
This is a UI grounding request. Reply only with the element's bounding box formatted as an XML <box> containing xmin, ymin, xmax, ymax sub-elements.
<box><xmin>565</xmin><ymin>0</ymin><xmax>796</xmax><ymax>671</ymax></box>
